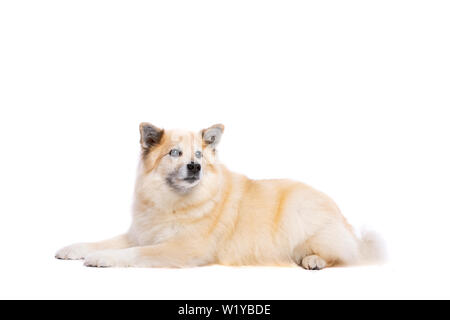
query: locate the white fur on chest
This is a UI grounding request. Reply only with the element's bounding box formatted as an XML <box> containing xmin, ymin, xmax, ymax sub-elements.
<box><xmin>129</xmin><ymin>210</ymin><xmax>178</xmax><ymax>246</ymax></box>
<box><xmin>129</xmin><ymin>198</ymin><xmax>217</xmax><ymax>246</ymax></box>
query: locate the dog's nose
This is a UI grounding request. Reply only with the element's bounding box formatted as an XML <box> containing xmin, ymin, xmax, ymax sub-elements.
<box><xmin>187</xmin><ymin>162</ymin><xmax>201</xmax><ymax>174</ymax></box>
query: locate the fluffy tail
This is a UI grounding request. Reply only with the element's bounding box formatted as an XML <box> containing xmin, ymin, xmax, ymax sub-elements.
<box><xmin>358</xmin><ymin>229</ymin><xmax>387</xmax><ymax>265</ymax></box>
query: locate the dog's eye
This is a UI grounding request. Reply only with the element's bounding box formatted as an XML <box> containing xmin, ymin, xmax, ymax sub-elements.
<box><xmin>195</xmin><ymin>151</ymin><xmax>202</xmax><ymax>159</ymax></box>
<box><xmin>169</xmin><ymin>149</ymin><xmax>182</xmax><ymax>157</ymax></box>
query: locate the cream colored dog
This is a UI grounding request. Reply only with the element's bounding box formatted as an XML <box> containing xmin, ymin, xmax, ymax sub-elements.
<box><xmin>56</xmin><ymin>123</ymin><xmax>384</xmax><ymax>270</ymax></box>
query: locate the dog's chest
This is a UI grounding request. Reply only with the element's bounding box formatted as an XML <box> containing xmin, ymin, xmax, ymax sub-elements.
<box><xmin>129</xmin><ymin>210</ymin><xmax>179</xmax><ymax>246</ymax></box>
<box><xmin>130</xmin><ymin>201</ymin><xmax>214</xmax><ymax>246</ymax></box>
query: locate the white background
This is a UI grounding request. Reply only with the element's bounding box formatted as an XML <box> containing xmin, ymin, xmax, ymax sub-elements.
<box><xmin>1</xmin><ymin>1</ymin><xmax>449</xmax><ymax>299</ymax></box>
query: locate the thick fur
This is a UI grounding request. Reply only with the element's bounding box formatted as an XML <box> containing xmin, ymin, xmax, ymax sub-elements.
<box><xmin>56</xmin><ymin>124</ymin><xmax>384</xmax><ymax>270</ymax></box>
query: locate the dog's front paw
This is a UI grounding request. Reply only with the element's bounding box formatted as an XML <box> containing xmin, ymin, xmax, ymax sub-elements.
<box><xmin>84</xmin><ymin>249</ymin><xmax>137</xmax><ymax>268</ymax></box>
<box><xmin>55</xmin><ymin>243</ymin><xmax>93</xmax><ymax>260</ymax></box>
<box><xmin>301</xmin><ymin>255</ymin><xmax>327</xmax><ymax>270</ymax></box>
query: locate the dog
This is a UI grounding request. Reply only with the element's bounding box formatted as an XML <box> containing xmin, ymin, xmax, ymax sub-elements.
<box><xmin>56</xmin><ymin>123</ymin><xmax>384</xmax><ymax>269</ymax></box>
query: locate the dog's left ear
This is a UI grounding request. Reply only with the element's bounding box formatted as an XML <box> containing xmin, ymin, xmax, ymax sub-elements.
<box><xmin>201</xmin><ymin>124</ymin><xmax>224</xmax><ymax>149</ymax></box>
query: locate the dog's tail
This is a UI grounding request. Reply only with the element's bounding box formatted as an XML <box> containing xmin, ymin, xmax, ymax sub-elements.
<box><xmin>357</xmin><ymin>228</ymin><xmax>387</xmax><ymax>265</ymax></box>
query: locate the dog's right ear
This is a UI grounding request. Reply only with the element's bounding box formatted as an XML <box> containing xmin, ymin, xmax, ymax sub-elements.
<box><xmin>139</xmin><ymin>122</ymin><xmax>164</xmax><ymax>151</ymax></box>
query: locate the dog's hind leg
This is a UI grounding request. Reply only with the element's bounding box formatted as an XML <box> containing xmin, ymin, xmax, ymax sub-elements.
<box><xmin>293</xmin><ymin>223</ymin><xmax>359</xmax><ymax>270</ymax></box>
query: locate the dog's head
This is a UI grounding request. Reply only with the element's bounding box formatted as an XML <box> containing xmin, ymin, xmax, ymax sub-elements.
<box><xmin>139</xmin><ymin>123</ymin><xmax>224</xmax><ymax>193</ymax></box>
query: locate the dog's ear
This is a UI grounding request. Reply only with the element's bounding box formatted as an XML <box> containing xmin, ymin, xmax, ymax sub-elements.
<box><xmin>201</xmin><ymin>124</ymin><xmax>224</xmax><ymax>149</ymax></box>
<box><xmin>139</xmin><ymin>122</ymin><xmax>164</xmax><ymax>150</ymax></box>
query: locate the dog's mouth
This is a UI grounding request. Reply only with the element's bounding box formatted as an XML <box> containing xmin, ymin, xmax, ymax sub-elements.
<box><xmin>184</xmin><ymin>176</ymin><xmax>199</xmax><ymax>183</ymax></box>
<box><xmin>166</xmin><ymin>169</ymin><xmax>201</xmax><ymax>193</ymax></box>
